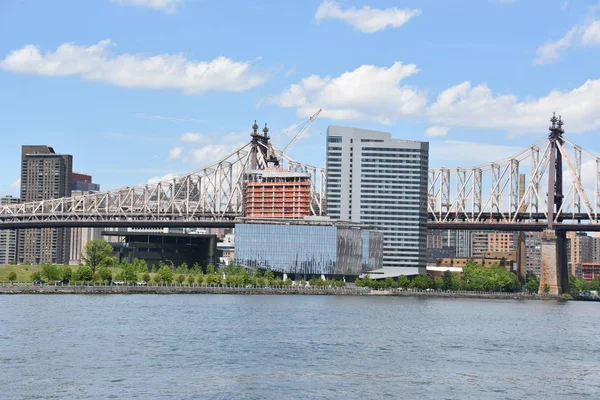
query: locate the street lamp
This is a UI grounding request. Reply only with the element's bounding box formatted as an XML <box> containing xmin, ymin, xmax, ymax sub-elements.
<box><xmin>165</xmin><ymin>259</ymin><xmax>175</xmax><ymax>271</ymax></box>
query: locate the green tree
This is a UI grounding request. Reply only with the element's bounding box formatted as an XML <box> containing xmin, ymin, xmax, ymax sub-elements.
<box><xmin>177</xmin><ymin>274</ymin><xmax>185</xmax><ymax>284</ymax></box>
<box><xmin>121</xmin><ymin>262</ymin><xmax>138</xmax><ymax>283</ymax></box>
<box><xmin>8</xmin><ymin>271</ymin><xmax>17</xmax><ymax>283</ymax></box>
<box><xmin>175</xmin><ymin>263</ymin><xmax>189</xmax><ymax>274</ymax></box>
<box><xmin>206</xmin><ymin>263</ymin><xmax>216</xmax><ymax>275</ymax></box>
<box><xmin>187</xmin><ymin>275</ymin><xmax>196</xmax><ymax>285</ymax></box>
<box><xmin>59</xmin><ymin>265</ymin><xmax>72</xmax><ymax>281</ymax></box>
<box><xmin>157</xmin><ymin>265</ymin><xmax>173</xmax><ymax>283</ymax></box>
<box><xmin>73</xmin><ymin>265</ymin><xmax>93</xmax><ymax>282</ymax></box>
<box><xmin>99</xmin><ymin>266</ymin><xmax>113</xmax><ymax>283</ymax></box>
<box><xmin>397</xmin><ymin>275</ymin><xmax>411</xmax><ymax>288</ymax></box>
<box><xmin>433</xmin><ymin>277</ymin><xmax>443</xmax><ymax>290</ymax></box>
<box><xmin>411</xmin><ymin>275</ymin><xmax>433</xmax><ymax>290</ymax></box>
<box><xmin>525</xmin><ymin>278</ymin><xmax>540</xmax><ymax>294</ymax></box>
<box><xmin>81</xmin><ymin>239</ymin><xmax>114</xmax><ymax>274</ymax></box>
<box><xmin>191</xmin><ymin>262</ymin><xmax>201</xmax><ymax>274</ymax></box>
<box><xmin>133</xmin><ymin>258</ymin><xmax>148</xmax><ymax>273</ymax></box>
<box><xmin>142</xmin><ymin>272</ymin><xmax>151</xmax><ymax>283</ymax></box>
<box><xmin>41</xmin><ymin>264</ymin><xmax>60</xmax><ymax>282</ymax></box>
<box><xmin>30</xmin><ymin>271</ymin><xmax>42</xmax><ymax>281</ymax></box>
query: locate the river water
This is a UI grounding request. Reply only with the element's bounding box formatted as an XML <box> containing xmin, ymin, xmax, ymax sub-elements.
<box><xmin>1</xmin><ymin>295</ymin><xmax>599</xmax><ymax>399</ymax></box>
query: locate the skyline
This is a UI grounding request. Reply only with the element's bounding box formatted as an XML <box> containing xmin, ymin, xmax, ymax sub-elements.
<box><xmin>2</xmin><ymin>0</ymin><xmax>600</xmax><ymax>195</ymax></box>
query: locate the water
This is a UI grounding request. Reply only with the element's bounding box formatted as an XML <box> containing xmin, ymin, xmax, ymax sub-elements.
<box><xmin>1</xmin><ymin>295</ymin><xmax>599</xmax><ymax>399</ymax></box>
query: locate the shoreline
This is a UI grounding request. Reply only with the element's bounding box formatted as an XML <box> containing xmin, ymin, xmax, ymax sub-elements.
<box><xmin>0</xmin><ymin>284</ymin><xmax>568</xmax><ymax>300</ymax></box>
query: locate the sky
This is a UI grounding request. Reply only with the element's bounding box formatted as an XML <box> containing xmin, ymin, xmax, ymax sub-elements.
<box><xmin>1</xmin><ymin>0</ymin><xmax>600</xmax><ymax>195</ymax></box>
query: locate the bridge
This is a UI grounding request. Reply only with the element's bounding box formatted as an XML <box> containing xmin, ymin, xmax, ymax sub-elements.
<box><xmin>3</xmin><ymin>113</ymin><xmax>598</xmax><ymax>295</ymax></box>
<box><xmin>428</xmin><ymin>113</ymin><xmax>600</xmax><ymax>294</ymax></box>
<box><xmin>0</xmin><ymin>122</ymin><xmax>325</xmax><ymax>229</ymax></box>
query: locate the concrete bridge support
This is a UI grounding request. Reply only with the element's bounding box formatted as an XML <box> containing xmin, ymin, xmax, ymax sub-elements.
<box><xmin>538</xmin><ymin>229</ymin><xmax>568</xmax><ymax>295</ymax></box>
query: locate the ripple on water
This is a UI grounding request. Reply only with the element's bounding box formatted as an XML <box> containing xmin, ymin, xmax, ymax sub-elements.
<box><xmin>0</xmin><ymin>295</ymin><xmax>599</xmax><ymax>400</ymax></box>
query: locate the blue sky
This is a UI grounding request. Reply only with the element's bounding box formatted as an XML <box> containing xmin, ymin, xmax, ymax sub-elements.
<box><xmin>1</xmin><ymin>0</ymin><xmax>600</xmax><ymax>195</ymax></box>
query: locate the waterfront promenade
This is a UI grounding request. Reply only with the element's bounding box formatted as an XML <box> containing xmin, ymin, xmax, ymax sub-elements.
<box><xmin>0</xmin><ymin>282</ymin><xmax>560</xmax><ymax>300</ymax></box>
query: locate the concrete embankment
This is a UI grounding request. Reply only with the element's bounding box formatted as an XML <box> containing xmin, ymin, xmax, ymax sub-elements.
<box><xmin>0</xmin><ymin>284</ymin><xmax>560</xmax><ymax>300</ymax></box>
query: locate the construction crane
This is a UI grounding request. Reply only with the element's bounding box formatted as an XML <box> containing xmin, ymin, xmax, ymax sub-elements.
<box><xmin>281</xmin><ymin>109</ymin><xmax>322</xmax><ymax>156</ymax></box>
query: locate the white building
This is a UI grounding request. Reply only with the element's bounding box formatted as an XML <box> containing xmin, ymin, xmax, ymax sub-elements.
<box><xmin>326</xmin><ymin>126</ymin><xmax>429</xmax><ymax>276</ymax></box>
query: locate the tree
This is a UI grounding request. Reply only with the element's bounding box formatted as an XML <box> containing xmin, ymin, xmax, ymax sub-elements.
<box><xmin>157</xmin><ymin>265</ymin><xmax>173</xmax><ymax>283</ymax></box>
<box><xmin>433</xmin><ymin>277</ymin><xmax>443</xmax><ymax>290</ymax></box>
<box><xmin>133</xmin><ymin>258</ymin><xmax>148</xmax><ymax>273</ymax></box>
<box><xmin>30</xmin><ymin>271</ymin><xmax>42</xmax><ymax>281</ymax></box>
<box><xmin>99</xmin><ymin>266</ymin><xmax>113</xmax><ymax>283</ymax></box>
<box><xmin>525</xmin><ymin>278</ymin><xmax>539</xmax><ymax>294</ymax></box>
<box><xmin>41</xmin><ymin>264</ymin><xmax>60</xmax><ymax>282</ymax></box>
<box><xmin>411</xmin><ymin>275</ymin><xmax>433</xmax><ymax>290</ymax></box>
<box><xmin>81</xmin><ymin>239</ymin><xmax>114</xmax><ymax>274</ymax></box>
<box><xmin>8</xmin><ymin>271</ymin><xmax>17</xmax><ymax>283</ymax></box>
<box><xmin>175</xmin><ymin>263</ymin><xmax>189</xmax><ymax>274</ymax></box>
<box><xmin>187</xmin><ymin>275</ymin><xmax>195</xmax><ymax>285</ymax></box>
<box><xmin>206</xmin><ymin>263</ymin><xmax>216</xmax><ymax>275</ymax></box>
<box><xmin>73</xmin><ymin>265</ymin><xmax>93</xmax><ymax>282</ymax></box>
<box><xmin>121</xmin><ymin>262</ymin><xmax>138</xmax><ymax>283</ymax></box>
<box><xmin>142</xmin><ymin>272</ymin><xmax>151</xmax><ymax>283</ymax></box>
<box><xmin>59</xmin><ymin>265</ymin><xmax>72</xmax><ymax>281</ymax></box>
<box><xmin>397</xmin><ymin>275</ymin><xmax>411</xmax><ymax>288</ymax></box>
<box><xmin>177</xmin><ymin>274</ymin><xmax>185</xmax><ymax>284</ymax></box>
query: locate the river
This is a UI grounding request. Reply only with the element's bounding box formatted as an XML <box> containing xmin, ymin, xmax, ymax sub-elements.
<box><xmin>1</xmin><ymin>295</ymin><xmax>599</xmax><ymax>399</ymax></box>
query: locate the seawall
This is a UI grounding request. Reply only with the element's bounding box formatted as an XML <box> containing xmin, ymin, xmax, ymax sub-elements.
<box><xmin>0</xmin><ymin>284</ymin><xmax>562</xmax><ymax>300</ymax></box>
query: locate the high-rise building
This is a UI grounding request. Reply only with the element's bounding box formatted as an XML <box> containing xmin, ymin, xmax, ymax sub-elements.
<box><xmin>488</xmin><ymin>233</ymin><xmax>516</xmax><ymax>252</ymax></box>
<box><xmin>566</xmin><ymin>232</ymin><xmax>593</xmax><ymax>278</ymax></box>
<box><xmin>470</xmin><ymin>231</ymin><xmax>490</xmax><ymax>257</ymax></box>
<box><xmin>69</xmin><ymin>180</ymin><xmax>101</xmax><ymax>265</ymax></box>
<box><xmin>244</xmin><ymin>168</ymin><xmax>311</xmax><ymax>218</ymax></box>
<box><xmin>0</xmin><ymin>195</ymin><xmax>19</xmax><ymax>264</ymax></box>
<box><xmin>19</xmin><ymin>145</ymin><xmax>72</xmax><ymax>264</ymax></box>
<box><xmin>326</xmin><ymin>126</ymin><xmax>429</xmax><ymax>276</ymax></box>
<box><xmin>72</xmin><ymin>172</ymin><xmax>100</xmax><ymax>192</ymax></box>
<box><xmin>525</xmin><ymin>231</ymin><xmax>541</xmax><ymax>277</ymax></box>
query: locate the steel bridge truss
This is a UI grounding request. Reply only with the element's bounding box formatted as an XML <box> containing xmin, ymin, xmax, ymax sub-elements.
<box><xmin>428</xmin><ymin>137</ymin><xmax>600</xmax><ymax>225</ymax></box>
<box><xmin>0</xmin><ymin>141</ymin><xmax>326</xmax><ymax>225</ymax></box>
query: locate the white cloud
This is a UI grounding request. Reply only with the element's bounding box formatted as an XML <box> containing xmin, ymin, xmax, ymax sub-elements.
<box><xmin>429</xmin><ymin>140</ymin><xmax>523</xmax><ymax>166</ymax></box>
<box><xmin>269</xmin><ymin>62</ymin><xmax>426</xmax><ymax>124</ymax></box>
<box><xmin>180</xmin><ymin>133</ymin><xmax>210</xmax><ymax>143</ymax></box>
<box><xmin>168</xmin><ymin>146</ymin><xmax>182</xmax><ymax>160</ymax></box>
<box><xmin>427</xmin><ymin>79</ymin><xmax>600</xmax><ymax>134</ymax></box>
<box><xmin>147</xmin><ymin>173</ymin><xmax>177</xmax><ymax>185</ymax></box>
<box><xmin>314</xmin><ymin>0</ymin><xmax>420</xmax><ymax>33</ymax></box>
<box><xmin>534</xmin><ymin>19</ymin><xmax>600</xmax><ymax>64</ymax></box>
<box><xmin>0</xmin><ymin>40</ymin><xmax>267</xmax><ymax>95</ymax></box>
<box><xmin>425</xmin><ymin>126</ymin><xmax>449</xmax><ymax>137</ymax></box>
<box><xmin>111</xmin><ymin>0</ymin><xmax>181</xmax><ymax>14</ymax></box>
<box><xmin>10</xmin><ymin>178</ymin><xmax>20</xmax><ymax>189</ymax></box>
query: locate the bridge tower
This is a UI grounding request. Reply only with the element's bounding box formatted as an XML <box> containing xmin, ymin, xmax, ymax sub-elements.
<box><xmin>539</xmin><ymin>113</ymin><xmax>569</xmax><ymax>295</ymax></box>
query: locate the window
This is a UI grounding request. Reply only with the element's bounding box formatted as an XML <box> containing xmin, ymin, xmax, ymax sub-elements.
<box><xmin>328</xmin><ymin>136</ymin><xmax>342</xmax><ymax>143</ymax></box>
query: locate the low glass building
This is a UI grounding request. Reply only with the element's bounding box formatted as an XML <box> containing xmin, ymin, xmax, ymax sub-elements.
<box><xmin>235</xmin><ymin>219</ymin><xmax>383</xmax><ymax>277</ymax></box>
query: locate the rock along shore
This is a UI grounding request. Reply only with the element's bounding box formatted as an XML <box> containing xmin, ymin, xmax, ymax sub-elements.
<box><xmin>0</xmin><ymin>284</ymin><xmax>562</xmax><ymax>300</ymax></box>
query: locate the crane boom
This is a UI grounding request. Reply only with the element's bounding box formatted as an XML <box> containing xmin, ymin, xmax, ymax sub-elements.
<box><xmin>281</xmin><ymin>109</ymin><xmax>322</xmax><ymax>156</ymax></box>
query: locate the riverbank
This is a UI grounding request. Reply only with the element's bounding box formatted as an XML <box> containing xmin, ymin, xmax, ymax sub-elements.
<box><xmin>0</xmin><ymin>283</ymin><xmax>566</xmax><ymax>300</ymax></box>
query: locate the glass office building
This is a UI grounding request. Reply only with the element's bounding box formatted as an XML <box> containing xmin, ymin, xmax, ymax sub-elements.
<box><xmin>326</xmin><ymin>126</ymin><xmax>429</xmax><ymax>276</ymax></box>
<box><xmin>235</xmin><ymin>221</ymin><xmax>383</xmax><ymax>277</ymax></box>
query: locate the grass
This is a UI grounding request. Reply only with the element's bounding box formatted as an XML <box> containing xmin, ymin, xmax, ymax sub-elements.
<box><xmin>0</xmin><ymin>264</ymin><xmax>201</xmax><ymax>283</ymax></box>
<box><xmin>0</xmin><ymin>264</ymin><xmax>43</xmax><ymax>282</ymax></box>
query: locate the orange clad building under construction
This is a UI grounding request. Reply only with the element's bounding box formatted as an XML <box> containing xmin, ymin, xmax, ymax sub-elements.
<box><xmin>244</xmin><ymin>168</ymin><xmax>311</xmax><ymax>218</ymax></box>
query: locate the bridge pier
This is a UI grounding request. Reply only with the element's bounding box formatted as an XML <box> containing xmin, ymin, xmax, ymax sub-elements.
<box><xmin>538</xmin><ymin>229</ymin><xmax>568</xmax><ymax>295</ymax></box>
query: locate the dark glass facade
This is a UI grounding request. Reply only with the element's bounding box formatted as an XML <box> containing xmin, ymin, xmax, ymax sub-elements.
<box><xmin>235</xmin><ymin>223</ymin><xmax>383</xmax><ymax>276</ymax></box>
